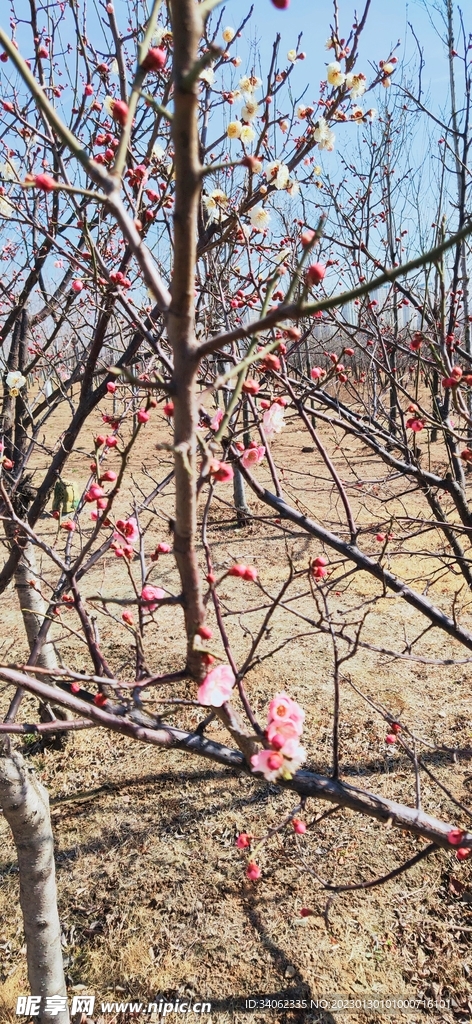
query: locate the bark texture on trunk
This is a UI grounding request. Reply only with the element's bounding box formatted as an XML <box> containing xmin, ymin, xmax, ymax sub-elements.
<box><xmin>0</xmin><ymin>750</ymin><xmax>69</xmax><ymax>1024</ymax></box>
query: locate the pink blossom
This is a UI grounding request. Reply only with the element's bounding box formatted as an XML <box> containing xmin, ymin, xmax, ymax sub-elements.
<box><xmin>251</xmin><ymin>748</ymin><xmax>285</xmax><ymax>781</ymax></box>
<box><xmin>310</xmin><ymin>366</ymin><xmax>324</xmax><ymax>381</ymax></box>
<box><xmin>114</xmin><ymin>516</ymin><xmax>139</xmax><ymax>545</ymax></box>
<box><xmin>293</xmin><ymin>818</ymin><xmax>307</xmax><ymax>834</ymax></box>
<box><xmin>246</xmin><ymin>861</ymin><xmax>261</xmax><ymax>880</ymax></box>
<box><xmin>210</xmin><ymin>408</ymin><xmax>224</xmax><ymax>431</ymax></box>
<box><xmin>268</xmin><ymin>692</ymin><xmax>305</xmax><ymax>733</ymax></box>
<box><xmin>210</xmin><ymin>460</ymin><xmax>234</xmax><ymax>483</ymax></box>
<box><xmin>266</xmin><ymin>719</ymin><xmax>300</xmax><ymax>753</ymax></box>
<box><xmin>241</xmin><ymin>444</ymin><xmax>265</xmax><ymax>470</ymax></box>
<box><xmin>263</xmin><ymin>403</ymin><xmax>285</xmax><ymax>438</ymax></box>
<box><xmin>251</xmin><ymin>743</ymin><xmax>306</xmax><ymax>781</ymax></box>
<box><xmin>197</xmin><ymin>664</ymin><xmax>235</xmax><ymax>707</ymax></box>
<box><xmin>141</xmin><ymin>584</ymin><xmax>165</xmax><ymax>612</ymax></box>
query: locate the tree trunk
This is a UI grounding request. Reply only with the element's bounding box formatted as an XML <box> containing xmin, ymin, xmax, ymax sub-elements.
<box><xmin>0</xmin><ymin>748</ymin><xmax>69</xmax><ymax>1023</ymax></box>
<box><xmin>4</xmin><ymin>530</ymin><xmax>71</xmax><ymax>731</ymax></box>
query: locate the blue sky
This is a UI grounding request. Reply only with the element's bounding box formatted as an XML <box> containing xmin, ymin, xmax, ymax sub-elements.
<box><xmin>219</xmin><ymin>0</ymin><xmax>452</xmax><ymax>116</ymax></box>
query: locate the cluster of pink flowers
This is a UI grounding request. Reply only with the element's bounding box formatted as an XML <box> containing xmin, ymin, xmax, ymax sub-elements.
<box><xmin>251</xmin><ymin>692</ymin><xmax>306</xmax><ymax>781</ymax></box>
<box><xmin>112</xmin><ymin>516</ymin><xmax>139</xmax><ymax>558</ymax></box>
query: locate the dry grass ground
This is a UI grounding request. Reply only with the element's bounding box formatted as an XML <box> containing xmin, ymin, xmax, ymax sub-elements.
<box><xmin>0</xmin><ymin>394</ymin><xmax>471</xmax><ymax>1024</ymax></box>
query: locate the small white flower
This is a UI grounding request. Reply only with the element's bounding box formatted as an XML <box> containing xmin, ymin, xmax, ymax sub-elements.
<box><xmin>0</xmin><ymin>159</ymin><xmax>18</xmax><ymax>181</ymax></box>
<box><xmin>383</xmin><ymin>61</ymin><xmax>395</xmax><ymax>75</ymax></box>
<box><xmin>352</xmin><ymin>106</ymin><xmax>364</xmax><ymax>121</ymax></box>
<box><xmin>110</xmin><ymin>58</ymin><xmax>119</xmax><ymax>76</ymax></box>
<box><xmin>264</xmin><ymin>160</ymin><xmax>289</xmax><ymax>190</ymax></box>
<box><xmin>152</xmin><ymin>143</ymin><xmax>166</xmax><ymax>161</ymax></box>
<box><xmin>222</xmin><ymin>26</ymin><xmax>235</xmax><ymax>43</ymax></box>
<box><xmin>233</xmin><ymin>56</ymin><xmax>242</xmax><ymax>67</ymax></box>
<box><xmin>313</xmin><ymin>116</ymin><xmax>335</xmax><ymax>151</ymax></box>
<box><xmin>202</xmin><ymin>188</ymin><xmax>228</xmax><ymax>223</ymax></box>
<box><xmin>346</xmin><ymin>72</ymin><xmax>367</xmax><ymax>99</ymax></box>
<box><xmin>326</xmin><ymin>61</ymin><xmax>346</xmax><ymax>88</ymax></box>
<box><xmin>286</xmin><ymin>178</ymin><xmax>300</xmax><ymax>197</ymax></box>
<box><xmin>250</xmin><ymin>205</ymin><xmax>270</xmax><ymax>231</ymax></box>
<box><xmin>240</xmin><ymin>124</ymin><xmax>256</xmax><ymax>144</ymax></box>
<box><xmin>367</xmin><ymin>108</ymin><xmax>377</xmax><ymax>120</ymax></box>
<box><xmin>287</xmin><ymin>49</ymin><xmax>297</xmax><ymax>62</ymax></box>
<box><xmin>103</xmin><ymin>95</ymin><xmax>115</xmax><ymax>116</ymax></box>
<box><xmin>239</xmin><ymin>75</ymin><xmax>261</xmax><ymax>96</ymax></box>
<box><xmin>6</xmin><ymin>371</ymin><xmax>26</xmax><ymax>390</ymax></box>
<box><xmin>325</xmin><ymin>37</ymin><xmax>335</xmax><ymax>50</ymax></box>
<box><xmin>199</xmin><ymin>66</ymin><xmax>215</xmax><ymax>85</ymax></box>
<box><xmin>0</xmin><ymin>196</ymin><xmax>13</xmax><ymax>218</ymax></box>
<box><xmin>241</xmin><ymin>98</ymin><xmax>259</xmax><ymax>121</ymax></box>
<box><xmin>276</xmin><ymin>247</ymin><xmax>291</xmax><ymax>264</ymax></box>
<box><xmin>227</xmin><ymin>120</ymin><xmax>242</xmax><ymax>139</ymax></box>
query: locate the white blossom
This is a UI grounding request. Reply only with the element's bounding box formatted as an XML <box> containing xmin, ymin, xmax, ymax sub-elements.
<box><xmin>250</xmin><ymin>205</ymin><xmax>270</xmax><ymax>231</ymax></box>
<box><xmin>327</xmin><ymin>61</ymin><xmax>346</xmax><ymax>87</ymax></box>
<box><xmin>264</xmin><ymin>161</ymin><xmax>290</xmax><ymax>190</ymax></box>
<box><xmin>6</xmin><ymin>371</ymin><xmax>26</xmax><ymax>391</ymax></box>
<box><xmin>199</xmin><ymin>66</ymin><xmax>215</xmax><ymax>85</ymax></box>
<box><xmin>0</xmin><ymin>197</ymin><xmax>13</xmax><ymax>218</ymax></box>
<box><xmin>202</xmin><ymin>189</ymin><xmax>228</xmax><ymax>223</ymax></box>
<box><xmin>240</xmin><ymin>124</ymin><xmax>256</xmax><ymax>144</ymax></box>
<box><xmin>241</xmin><ymin>98</ymin><xmax>259</xmax><ymax>121</ymax></box>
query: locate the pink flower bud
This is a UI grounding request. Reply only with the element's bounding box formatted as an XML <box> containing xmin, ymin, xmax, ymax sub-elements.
<box><xmin>163</xmin><ymin>400</ymin><xmax>174</xmax><ymax>417</ymax></box>
<box><xmin>385</xmin><ymin>733</ymin><xmax>397</xmax><ymax>744</ymax></box>
<box><xmin>306</xmin><ymin>263</ymin><xmax>326</xmax><ymax>286</ymax></box>
<box><xmin>85</xmin><ymin>484</ymin><xmax>104</xmax><ymax>502</ymax></box>
<box><xmin>300</xmin><ymin>907</ymin><xmax>314</xmax><ymax>917</ymax></box>
<box><xmin>72</xmin><ymin>279</ymin><xmax>83</xmax><ymax>292</ymax></box>
<box><xmin>300</xmin><ymin>229</ymin><xmax>315</xmax><ymax>246</ymax></box>
<box><xmin>61</xmin><ymin>519</ymin><xmax>76</xmax><ymax>531</ymax></box>
<box><xmin>137</xmin><ymin>408</ymin><xmax>150</xmax><ymax>423</ymax></box>
<box><xmin>95</xmin><ymin>434</ymin><xmax>106</xmax><ymax>446</ymax></box>
<box><xmin>456</xmin><ymin>847</ymin><xmax>472</xmax><ymax>861</ymax></box>
<box><xmin>228</xmin><ymin>563</ymin><xmax>248</xmax><ymax>578</ymax></box>
<box><xmin>105</xmin><ymin>435</ymin><xmax>118</xmax><ymax>447</ymax></box>
<box><xmin>122</xmin><ymin>610</ymin><xmax>134</xmax><ymax>625</ymax></box>
<box><xmin>106</xmin><ymin>382</ymin><xmax>116</xmax><ymax>393</ymax></box>
<box><xmin>236</xmin><ymin>832</ymin><xmax>251</xmax><ymax>849</ymax></box>
<box><xmin>142</xmin><ymin>46</ymin><xmax>167</xmax><ymax>72</ymax></box>
<box><xmin>197</xmin><ymin>625</ymin><xmax>213</xmax><ymax>640</ymax></box>
<box><xmin>101</xmin><ymin>470</ymin><xmax>117</xmax><ymax>482</ymax></box>
<box><xmin>292</xmin><ymin>818</ymin><xmax>307</xmax><ymax>834</ymax></box>
<box><xmin>111</xmin><ymin>99</ymin><xmax>129</xmax><ymax>126</ymax></box>
<box><xmin>246</xmin><ymin>861</ymin><xmax>261</xmax><ymax>880</ymax></box>
<box><xmin>448</xmin><ymin>828</ymin><xmax>466</xmax><ymax>846</ymax></box>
